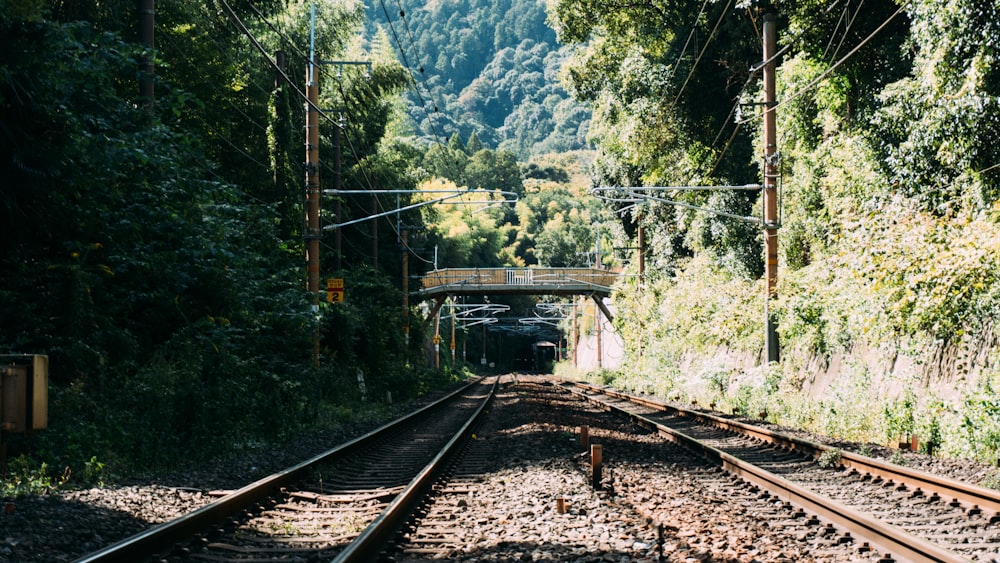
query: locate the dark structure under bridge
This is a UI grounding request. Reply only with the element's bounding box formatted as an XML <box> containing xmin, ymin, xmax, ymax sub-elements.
<box><xmin>413</xmin><ymin>268</ymin><xmax>620</xmax><ymax>323</ymax></box>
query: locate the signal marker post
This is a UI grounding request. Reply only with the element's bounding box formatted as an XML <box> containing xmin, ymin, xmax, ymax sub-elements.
<box><xmin>327</xmin><ymin>278</ymin><xmax>344</xmax><ymax>303</ymax></box>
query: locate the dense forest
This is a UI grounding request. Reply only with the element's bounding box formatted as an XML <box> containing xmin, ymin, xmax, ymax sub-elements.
<box><xmin>546</xmin><ymin>0</ymin><xmax>1000</xmax><ymax>463</ymax></box>
<box><xmin>364</xmin><ymin>0</ymin><xmax>591</xmax><ymax>159</ymax></box>
<box><xmin>3</xmin><ymin>0</ymin><xmax>1000</xmax><ymax>488</ymax></box>
<box><xmin>0</xmin><ymin>0</ymin><xmax>610</xmax><ymax>485</ymax></box>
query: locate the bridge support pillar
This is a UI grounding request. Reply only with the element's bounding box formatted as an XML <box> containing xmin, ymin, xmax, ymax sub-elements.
<box><xmin>590</xmin><ymin>294</ymin><xmax>614</xmax><ymax>324</ymax></box>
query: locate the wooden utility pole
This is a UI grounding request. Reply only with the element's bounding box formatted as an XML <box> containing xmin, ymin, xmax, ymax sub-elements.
<box><xmin>333</xmin><ymin>118</ymin><xmax>343</xmax><ymax>270</ymax></box>
<box><xmin>762</xmin><ymin>11</ymin><xmax>780</xmax><ymax>363</ymax></box>
<box><xmin>139</xmin><ymin>0</ymin><xmax>154</xmax><ymax>108</ymax></box>
<box><xmin>305</xmin><ymin>58</ymin><xmax>321</xmax><ymax>310</ymax></box>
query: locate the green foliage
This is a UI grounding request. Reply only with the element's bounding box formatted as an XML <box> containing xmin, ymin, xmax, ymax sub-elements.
<box><xmin>0</xmin><ymin>456</ymin><xmax>68</xmax><ymax>496</ymax></box>
<box><xmin>366</xmin><ymin>0</ymin><xmax>589</xmax><ymax>158</ymax></box>
<box><xmin>883</xmin><ymin>390</ymin><xmax>917</xmax><ymax>443</ymax></box>
<box><xmin>982</xmin><ymin>470</ymin><xmax>1000</xmax><ymax>491</ymax></box>
<box><xmin>871</xmin><ymin>0</ymin><xmax>1000</xmax><ymax>213</ymax></box>
<box><xmin>0</xmin><ymin>3</ymin><xmax>469</xmax><ymax>479</ymax></box>
<box><xmin>816</xmin><ymin>449</ymin><xmax>842</xmax><ymax>469</ymax></box>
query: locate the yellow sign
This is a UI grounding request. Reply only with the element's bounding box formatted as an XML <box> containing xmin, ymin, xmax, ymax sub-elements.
<box><xmin>326</xmin><ymin>278</ymin><xmax>345</xmax><ymax>303</ymax></box>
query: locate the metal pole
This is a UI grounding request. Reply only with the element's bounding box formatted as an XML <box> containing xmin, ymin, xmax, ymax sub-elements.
<box><xmin>763</xmin><ymin>11</ymin><xmax>780</xmax><ymax>363</ymax></box>
<box><xmin>401</xmin><ymin>229</ymin><xmax>409</xmax><ymax>357</ymax></box>
<box><xmin>305</xmin><ymin>65</ymin><xmax>320</xmax><ymax>300</ymax></box>
<box><xmin>434</xmin><ymin>307</ymin><xmax>441</xmax><ymax>369</ymax></box>
<box><xmin>305</xmin><ymin>8</ymin><xmax>321</xmax><ymax>363</ymax></box>
<box><xmin>371</xmin><ymin>193</ymin><xmax>379</xmax><ymax>269</ymax></box>
<box><xmin>334</xmin><ymin>121</ymin><xmax>342</xmax><ymax>270</ymax></box>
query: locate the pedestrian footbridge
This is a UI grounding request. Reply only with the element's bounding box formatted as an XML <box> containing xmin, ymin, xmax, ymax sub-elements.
<box><xmin>413</xmin><ymin>267</ymin><xmax>620</xmax><ymax>322</ymax></box>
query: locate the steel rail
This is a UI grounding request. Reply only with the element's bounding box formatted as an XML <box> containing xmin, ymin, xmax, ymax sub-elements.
<box><xmin>333</xmin><ymin>377</ymin><xmax>498</xmax><ymax>563</ymax></box>
<box><xmin>567</xmin><ymin>380</ymin><xmax>1000</xmax><ymax>514</ymax></box>
<box><xmin>556</xmin><ymin>379</ymin><xmax>977</xmax><ymax>563</ymax></box>
<box><xmin>73</xmin><ymin>378</ymin><xmax>484</xmax><ymax>563</ymax></box>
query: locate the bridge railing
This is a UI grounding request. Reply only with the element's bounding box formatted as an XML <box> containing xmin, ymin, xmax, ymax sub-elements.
<box><xmin>419</xmin><ymin>268</ymin><xmax>619</xmax><ymax>291</ymax></box>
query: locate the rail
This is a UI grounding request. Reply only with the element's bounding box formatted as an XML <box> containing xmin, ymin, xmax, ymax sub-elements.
<box><xmin>73</xmin><ymin>378</ymin><xmax>488</xmax><ymax>563</ymax></box>
<box><xmin>555</xmin><ymin>378</ymin><xmax>990</xmax><ymax>563</ymax></box>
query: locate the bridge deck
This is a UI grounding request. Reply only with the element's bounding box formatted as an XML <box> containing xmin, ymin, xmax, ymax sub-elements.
<box><xmin>414</xmin><ymin>268</ymin><xmax>618</xmax><ymax>298</ymax></box>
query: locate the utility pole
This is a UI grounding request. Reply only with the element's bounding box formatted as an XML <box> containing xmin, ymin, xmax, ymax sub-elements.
<box><xmin>595</xmin><ymin>237</ymin><xmax>603</xmax><ymax>369</ymax></box>
<box><xmin>762</xmin><ymin>10</ymin><xmax>780</xmax><ymax>364</ymax></box>
<box><xmin>333</xmin><ymin>116</ymin><xmax>343</xmax><ymax>270</ymax></box>
<box><xmin>572</xmin><ymin>300</ymin><xmax>579</xmax><ymax>368</ymax></box>
<box><xmin>434</xmin><ymin>308</ymin><xmax>441</xmax><ymax>368</ymax></box>
<box><xmin>305</xmin><ymin>9</ymin><xmax>321</xmax><ymax>363</ymax></box>
<box><xmin>305</xmin><ymin>61</ymin><xmax>320</xmax><ymax>299</ymax></box>
<box><xmin>371</xmin><ymin>193</ymin><xmax>379</xmax><ymax>269</ymax></box>
<box><xmin>637</xmin><ymin>221</ymin><xmax>645</xmax><ymax>280</ymax></box>
<box><xmin>401</xmin><ymin>229</ymin><xmax>410</xmax><ymax>358</ymax></box>
<box><xmin>139</xmin><ymin>0</ymin><xmax>154</xmax><ymax>108</ymax></box>
<box><xmin>451</xmin><ymin>298</ymin><xmax>456</xmax><ymax>365</ymax></box>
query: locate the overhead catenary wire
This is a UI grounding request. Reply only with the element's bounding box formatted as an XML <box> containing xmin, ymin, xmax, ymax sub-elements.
<box><xmin>218</xmin><ymin>0</ymin><xmax>361</xmax><ymax>147</ymax></box>
<box><xmin>736</xmin><ymin>0</ymin><xmax>910</xmax><ymax>125</ymax></box>
<box><xmin>240</xmin><ymin>1</ymin><xmax>456</xmax><ymax>262</ymax></box>
<box><xmin>236</xmin><ymin>0</ymin><xmax>444</xmax><ymax>229</ymax></box>
<box><xmin>156</xmin><ymin>22</ymin><xmax>278</xmax><ymax>178</ymax></box>
<box><xmin>377</xmin><ymin>0</ymin><xmax>451</xmax><ymax>149</ymax></box>
<box><xmin>705</xmin><ymin>0</ymin><xmax>845</xmax><ymax>173</ymax></box>
<box><xmin>670</xmin><ymin>0</ymin><xmax>734</xmax><ymax>108</ymax></box>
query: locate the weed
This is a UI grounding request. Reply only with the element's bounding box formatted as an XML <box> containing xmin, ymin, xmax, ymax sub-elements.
<box><xmin>83</xmin><ymin>456</ymin><xmax>108</xmax><ymax>487</ymax></box>
<box><xmin>981</xmin><ymin>470</ymin><xmax>1000</xmax><ymax>491</ymax></box>
<box><xmin>817</xmin><ymin>448</ymin><xmax>842</xmax><ymax>469</ymax></box>
<box><xmin>889</xmin><ymin>451</ymin><xmax>907</xmax><ymax>466</ymax></box>
<box><xmin>0</xmin><ymin>456</ymin><xmax>61</xmax><ymax>497</ymax></box>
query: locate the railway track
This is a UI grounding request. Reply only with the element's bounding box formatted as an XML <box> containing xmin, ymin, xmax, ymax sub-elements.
<box><xmin>557</xmin><ymin>378</ymin><xmax>1000</xmax><ymax>563</ymax></box>
<box><xmin>73</xmin><ymin>377</ymin><xmax>496</xmax><ymax>562</ymax></box>
<box><xmin>72</xmin><ymin>375</ymin><xmax>1000</xmax><ymax>562</ymax></box>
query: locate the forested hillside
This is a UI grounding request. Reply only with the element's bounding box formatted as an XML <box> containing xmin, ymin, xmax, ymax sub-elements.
<box><xmin>365</xmin><ymin>0</ymin><xmax>591</xmax><ymax>158</ymax></box>
<box><xmin>548</xmin><ymin>0</ymin><xmax>1000</xmax><ymax>463</ymax></box>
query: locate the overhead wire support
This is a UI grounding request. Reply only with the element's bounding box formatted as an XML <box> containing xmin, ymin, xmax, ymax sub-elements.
<box><xmin>322</xmin><ymin>189</ymin><xmax>519</xmax><ymax>230</ymax></box>
<box><xmin>590</xmin><ymin>185</ymin><xmax>764</xmax><ymax>224</ymax></box>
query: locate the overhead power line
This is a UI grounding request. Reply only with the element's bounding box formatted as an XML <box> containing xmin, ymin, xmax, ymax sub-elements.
<box><xmin>738</xmin><ymin>0</ymin><xmax>910</xmax><ymax>124</ymax></box>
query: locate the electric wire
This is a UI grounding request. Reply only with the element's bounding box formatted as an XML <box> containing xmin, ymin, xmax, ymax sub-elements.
<box><xmin>217</xmin><ymin>0</ymin><xmax>359</xmax><ymax>145</ymax></box>
<box><xmin>737</xmin><ymin>0</ymin><xmax>910</xmax><ymax>125</ymax></box>
<box><xmin>241</xmin><ymin>0</ymin><xmax>442</xmax><ymax>265</ymax></box>
<box><xmin>670</xmin><ymin>0</ymin><xmax>734</xmax><ymax>108</ymax></box>
<box><xmin>155</xmin><ymin>31</ymin><xmax>278</xmax><ymax>182</ymax></box>
<box><xmin>667</xmin><ymin>0</ymin><xmax>712</xmax><ymax>85</ymax></box>
<box><xmin>377</xmin><ymin>0</ymin><xmax>451</xmax><ymax>148</ymax></box>
<box><xmin>826</xmin><ymin>0</ymin><xmax>865</xmax><ymax>62</ymax></box>
<box><xmin>158</xmin><ymin>31</ymin><xmax>270</xmax><ymax>135</ymax></box>
<box><xmin>390</xmin><ymin>0</ymin><xmax>460</xmax><ymax>152</ymax></box>
<box><xmin>224</xmin><ymin>0</ymin><xmax>410</xmax><ymax>265</ymax></box>
<box><xmin>704</xmin><ymin>0</ymin><xmax>849</xmax><ymax>176</ymax></box>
